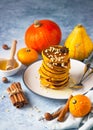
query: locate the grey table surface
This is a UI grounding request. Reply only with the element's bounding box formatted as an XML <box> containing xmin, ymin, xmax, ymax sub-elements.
<box><xmin>0</xmin><ymin>0</ymin><xmax>93</xmax><ymax>130</ymax></box>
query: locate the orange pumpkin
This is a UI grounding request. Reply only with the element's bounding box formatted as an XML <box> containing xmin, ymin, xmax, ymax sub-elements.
<box><xmin>25</xmin><ymin>19</ymin><xmax>62</xmax><ymax>53</ymax></box>
<box><xmin>69</xmin><ymin>94</ymin><xmax>91</xmax><ymax>117</ymax></box>
<box><xmin>17</xmin><ymin>48</ymin><xmax>38</xmax><ymax>66</ymax></box>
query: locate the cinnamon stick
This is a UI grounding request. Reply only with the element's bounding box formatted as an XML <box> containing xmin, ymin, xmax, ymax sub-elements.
<box><xmin>57</xmin><ymin>95</ymin><xmax>73</xmax><ymax>122</ymax></box>
<box><xmin>7</xmin><ymin>87</ymin><xmax>16</xmax><ymax>106</ymax></box>
<box><xmin>14</xmin><ymin>83</ymin><xmax>24</xmax><ymax>102</ymax></box>
<box><xmin>10</xmin><ymin>83</ymin><xmax>19</xmax><ymax>106</ymax></box>
<box><xmin>16</xmin><ymin>82</ymin><xmax>28</xmax><ymax>104</ymax></box>
<box><xmin>12</xmin><ymin>83</ymin><xmax>24</xmax><ymax>108</ymax></box>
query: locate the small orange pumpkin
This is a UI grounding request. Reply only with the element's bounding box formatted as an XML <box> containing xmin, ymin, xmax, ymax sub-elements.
<box><xmin>25</xmin><ymin>19</ymin><xmax>62</xmax><ymax>53</ymax></box>
<box><xmin>69</xmin><ymin>94</ymin><xmax>91</xmax><ymax>117</ymax></box>
<box><xmin>17</xmin><ymin>48</ymin><xmax>38</xmax><ymax>66</ymax></box>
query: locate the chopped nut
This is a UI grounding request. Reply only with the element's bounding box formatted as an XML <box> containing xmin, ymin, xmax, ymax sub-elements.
<box><xmin>2</xmin><ymin>44</ymin><xmax>10</xmax><ymax>50</ymax></box>
<box><xmin>2</xmin><ymin>77</ymin><xmax>8</xmax><ymax>83</ymax></box>
<box><xmin>1</xmin><ymin>95</ymin><xmax>6</xmax><ymax>99</ymax></box>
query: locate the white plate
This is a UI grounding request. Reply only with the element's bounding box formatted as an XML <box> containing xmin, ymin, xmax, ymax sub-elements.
<box><xmin>23</xmin><ymin>59</ymin><xmax>93</xmax><ymax>99</ymax></box>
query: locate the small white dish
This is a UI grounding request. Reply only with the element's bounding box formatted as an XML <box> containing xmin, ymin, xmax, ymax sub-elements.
<box><xmin>0</xmin><ymin>58</ymin><xmax>22</xmax><ymax>76</ymax></box>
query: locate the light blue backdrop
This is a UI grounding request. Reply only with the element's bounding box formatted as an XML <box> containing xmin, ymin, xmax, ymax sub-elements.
<box><xmin>0</xmin><ymin>0</ymin><xmax>93</xmax><ymax>130</ymax></box>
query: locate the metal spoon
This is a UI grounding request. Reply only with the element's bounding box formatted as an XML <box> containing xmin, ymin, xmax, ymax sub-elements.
<box><xmin>72</xmin><ymin>63</ymin><xmax>91</xmax><ymax>89</ymax></box>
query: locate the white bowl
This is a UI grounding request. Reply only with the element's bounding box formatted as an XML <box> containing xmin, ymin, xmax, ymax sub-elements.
<box><xmin>0</xmin><ymin>58</ymin><xmax>22</xmax><ymax>76</ymax></box>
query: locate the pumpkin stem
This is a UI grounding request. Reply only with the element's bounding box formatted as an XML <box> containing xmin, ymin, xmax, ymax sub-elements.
<box><xmin>34</xmin><ymin>20</ymin><xmax>41</xmax><ymax>28</ymax></box>
<box><xmin>72</xmin><ymin>99</ymin><xmax>77</xmax><ymax>104</ymax></box>
<box><xmin>77</xmin><ymin>24</ymin><xmax>83</xmax><ymax>28</ymax></box>
<box><xmin>26</xmin><ymin>48</ymin><xmax>31</xmax><ymax>52</ymax></box>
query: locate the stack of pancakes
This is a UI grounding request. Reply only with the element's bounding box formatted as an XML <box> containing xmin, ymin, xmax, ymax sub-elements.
<box><xmin>39</xmin><ymin>45</ymin><xmax>70</xmax><ymax>89</ymax></box>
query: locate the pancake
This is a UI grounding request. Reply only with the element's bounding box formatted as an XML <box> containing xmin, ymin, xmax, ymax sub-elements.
<box><xmin>38</xmin><ymin>45</ymin><xmax>70</xmax><ymax>89</ymax></box>
<box><xmin>39</xmin><ymin>66</ymin><xmax>69</xmax><ymax>79</ymax></box>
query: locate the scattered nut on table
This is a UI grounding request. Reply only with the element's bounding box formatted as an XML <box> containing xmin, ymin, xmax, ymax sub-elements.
<box><xmin>2</xmin><ymin>44</ymin><xmax>10</xmax><ymax>50</ymax></box>
<box><xmin>2</xmin><ymin>77</ymin><xmax>8</xmax><ymax>83</ymax></box>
